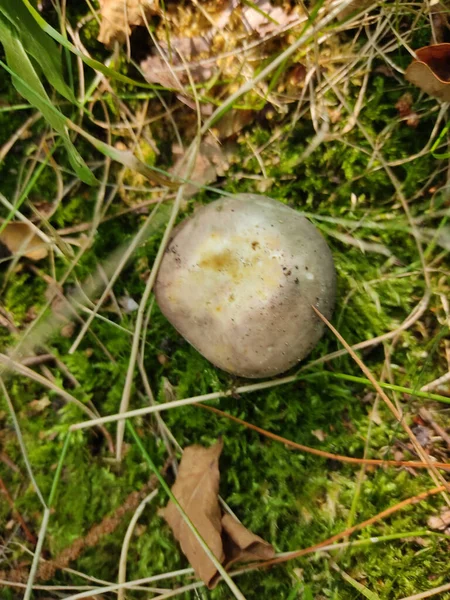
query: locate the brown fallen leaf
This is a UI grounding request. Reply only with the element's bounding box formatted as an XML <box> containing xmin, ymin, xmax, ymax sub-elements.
<box><xmin>0</xmin><ymin>222</ymin><xmax>48</xmax><ymax>261</ymax></box>
<box><xmin>395</xmin><ymin>93</ymin><xmax>420</xmax><ymax>128</ymax></box>
<box><xmin>161</xmin><ymin>441</ymin><xmax>224</xmax><ymax>587</ymax></box>
<box><xmin>241</xmin><ymin>0</ymin><xmax>298</xmax><ymax>36</ymax></box>
<box><xmin>428</xmin><ymin>509</ymin><xmax>450</xmax><ymax>531</ymax></box>
<box><xmin>140</xmin><ymin>36</ymin><xmax>214</xmax><ymax>90</ymax></box>
<box><xmin>212</xmin><ymin>109</ymin><xmax>254</xmax><ymax>140</ymax></box>
<box><xmin>97</xmin><ymin>0</ymin><xmax>159</xmax><ymax>46</ymax></box>
<box><xmin>140</xmin><ymin>1</ymin><xmax>300</xmax><ymax>88</ymax></box>
<box><xmin>405</xmin><ymin>44</ymin><xmax>450</xmax><ymax>101</ymax></box>
<box><xmin>219</xmin><ymin>513</ymin><xmax>274</xmax><ymax>572</ymax></box>
<box><xmin>161</xmin><ymin>440</ymin><xmax>274</xmax><ymax>588</ymax></box>
<box><xmin>170</xmin><ymin>135</ymin><xmax>229</xmax><ymax>198</ymax></box>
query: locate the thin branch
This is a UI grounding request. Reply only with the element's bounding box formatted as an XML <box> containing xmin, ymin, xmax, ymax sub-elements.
<box><xmin>196</xmin><ymin>404</ymin><xmax>450</xmax><ymax>471</ymax></box>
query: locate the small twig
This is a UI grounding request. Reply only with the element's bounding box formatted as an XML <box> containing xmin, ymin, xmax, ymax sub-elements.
<box><xmin>0</xmin><ymin>451</ymin><xmax>19</xmax><ymax>473</ymax></box>
<box><xmin>70</xmin><ymin>369</ymin><xmax>450</xmax><ymax>432</ymax></box>
<box><xmin>421</xmin><ymin>371</ymin><xmax>450</xmax><ymax>393</ymax></box>
<box><xmin>197</xmin><ymin>404</ymin><xmax>450</xmax><ymax>471</ymax></box>
<box><xmin>20</xmin><ymin>354</ymin><xmax>54</xmax><ymax>367</ymax></box>
<box><xmin>35</xmin><ymin>462</ymin><xmax>170</xmax><ymax>583</ymax></box>
<box><xmin>254</xmin><ymin>485</ymin><xmax>446</xmax><ymax>569</ymax></box>
<box><xmin>0</xmin><ymin>113</ymin><xmax>41</xmax><ymax>162</ymax></box>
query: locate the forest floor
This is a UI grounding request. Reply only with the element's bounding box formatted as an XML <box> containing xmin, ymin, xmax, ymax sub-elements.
<box><xmin>1</xmin><ymin>1</ymin><xmax>450</xmax><ymax>599</ymax></box>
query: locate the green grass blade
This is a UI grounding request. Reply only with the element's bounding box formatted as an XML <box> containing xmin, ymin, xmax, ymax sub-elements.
<box><xmin>48</xmin><ymin>432</ymin><xmax>72</xmax><ymax>507</ymax></box>
<box><xmin>23</xmin><ymin>431</ymin><xmax>72</xmax><ymax>600</ymax></box>
<box><xmin>22</xmin><ymin>0</ymin><xmax>158</xmax><ymax>90</ymax></box>
<box><xmin>331</xmin><ymin>562</ymin><xmax>380</xmax><ymax>600</ymax></box>
<box><xmin>317</xmin><ymin>372</ymin><xmax>450</xmax><ymax>405</ymax></box>
<box><xmin>69</xmin><ymin>121</ymin><xmax>178</xmax><ymax>188</ymax></box>
<box><xmin>286</xmin><ymin>582</ymin><xmax>303</xmax><ymax>600</ymax></box>
<box><xmin>0</xmin><ymin>0</ymin><xmax>75</xmax><ymax>102</ymax></box>
<box><xmin>431</xmin><ymin>121</ymin><xmax>450</xmax><ymax>159</ymax></box>
<box><xmin>0</xmin><ymin>16</ymin><xmax>66</xmax><ymax>132</ymax></box>
<box><xmin>0</xmin><ymin>138</ymin><xmax>59</xmax><ymax>235</ymax></box>
<box><xmin>0</xmin><ymin>49</ymin><xmax>166</xmax><ymax>187</ymax></box>
<box><xmin>241</xmin><ymin>0</ymin><xmax>280</xmax><ymax>25</ymax></box>
<box><xmin>0</xmin><ymin>36</ymin><xmax>96</xmax><ymax>184</ymax></box>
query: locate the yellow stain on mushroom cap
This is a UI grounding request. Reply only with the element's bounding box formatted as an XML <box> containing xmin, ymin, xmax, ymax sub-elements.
<box><xmin>163</xmin><ymin>230</ymin><xmax>285</xmax><ymax>324</ymax></box>
<box><xmin>193</xmin><ymin>232</ymin><xmax>284</xmax><ymax>308</ymax></box>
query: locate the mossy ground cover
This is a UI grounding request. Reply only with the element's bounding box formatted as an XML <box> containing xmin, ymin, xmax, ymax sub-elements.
<box><xmin>1</xmin><ymin>2</ymin><xmax>450</xmax><ymax>599</ymax></box>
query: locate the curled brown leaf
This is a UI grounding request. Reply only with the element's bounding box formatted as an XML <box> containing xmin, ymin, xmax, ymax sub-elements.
<box><xmin>161</xmin><ymin>441</ymin><xmax>224</xmax><ymax>587</ymax></box>
<box><xmin>161</xmin><ymin>440</ymin><xmax>274</xmax><ymax>588</ymax></box>
<box><xmin>405</xmin><ymin>44</ymin><xmax>450</xmax><ymax>101</ymax></box>
<box><xmin>0</xmin><ymin>222</ymin><xmax>48</xmax><ymax>261</ymax></box>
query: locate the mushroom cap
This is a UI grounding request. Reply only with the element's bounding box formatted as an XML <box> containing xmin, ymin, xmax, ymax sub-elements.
<box><xmin>155</xmin><ymin>194</ymin><xmax>336</xmax><ymax>378</ymax></box>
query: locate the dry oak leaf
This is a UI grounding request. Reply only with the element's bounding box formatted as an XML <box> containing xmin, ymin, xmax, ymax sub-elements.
<box><xmin>405</xmin><ymin>44</ymin><xmax>450</xmax><ymax>101</ymax></box>
<box><xmin>0</xmin><ymin>222</ymin><xmax>48</xmax><ymax>260</ymax></box>
<box><xmin>97</xmin><ymin>0</ymin><xmax>159</xmax><ymax>46</ymax></box>
<box><xmin>161</xmin><ymin>440</ymin><xmax>274</xmax><ymax>589</ymax></box>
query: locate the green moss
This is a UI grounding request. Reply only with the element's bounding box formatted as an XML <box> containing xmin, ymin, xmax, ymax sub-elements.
<box><xmin>1</xmin><ymin>3</ymin><xmax>450</xmax><ymax>600</ymax></box>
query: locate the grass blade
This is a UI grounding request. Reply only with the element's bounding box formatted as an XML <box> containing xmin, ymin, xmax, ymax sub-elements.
<box><xmin>331</xmin><ymin>562</ymin><xmax>380</xmax><ymax>600</ymax></box>
<box><xmin>0</xmin><ymin>45</ymin><xmax>95</xmax><ymax>184</ymax></box>
<box><xmin>0</xmin><ymin>0</ymin><xmax>75</xmax><ymax>102</ymax></box>
<box><xmin>22</xmin><ymin>0</ymin><xmax>158</xmax><ymax>90</ymax></box>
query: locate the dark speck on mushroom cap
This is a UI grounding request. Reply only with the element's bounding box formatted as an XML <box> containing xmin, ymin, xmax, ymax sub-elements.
<box><xmin>155</xmin><ymin>194</ymin><xmax>336</xmax><ymax>378</ymax></box>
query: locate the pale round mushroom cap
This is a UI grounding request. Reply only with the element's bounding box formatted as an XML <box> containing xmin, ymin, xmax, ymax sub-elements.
<box><xmin>155</xmin><ymin>194</ymin><xmax>336</xmax><ymax>378</ymax></box>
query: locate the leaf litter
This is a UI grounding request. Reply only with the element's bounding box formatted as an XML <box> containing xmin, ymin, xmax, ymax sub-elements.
<box><xmin>139</xmin><ymin>0</ymin><xmax>300</xmax><ymax>84</ymax></box>
<box><xmin>0</xmin><ymin>222</ymin><xmax>48</xmax><ymax>260</ymax></box>
<box><xmin>405</xmin><ymin>43</ymin><xmax>450</xmax><ymax>101</ymax></box>
<box><xmin>160</xmin><ymin>440</ymin><xmax>274</xmax><ymax>588</ymax></box>
<box><xmin>99</xmin><ymin>0</ymin><xmax>303</xmax><ymax>127</ymax></box>
<box><xmin>97</xmin><ymin>0</ymin><xmax>160</xmax><ymax>46</ymax></box>
<box><xmin>170</xmin><ymin>133</ymin><xmax>230</xmax><ymax>197</ymax></box>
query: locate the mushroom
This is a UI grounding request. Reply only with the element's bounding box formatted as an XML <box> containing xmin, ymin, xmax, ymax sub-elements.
<box><xmin>155</xmin><ymin>194</ymin><xmax>336</xmax><ymax>378</ymax></box>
